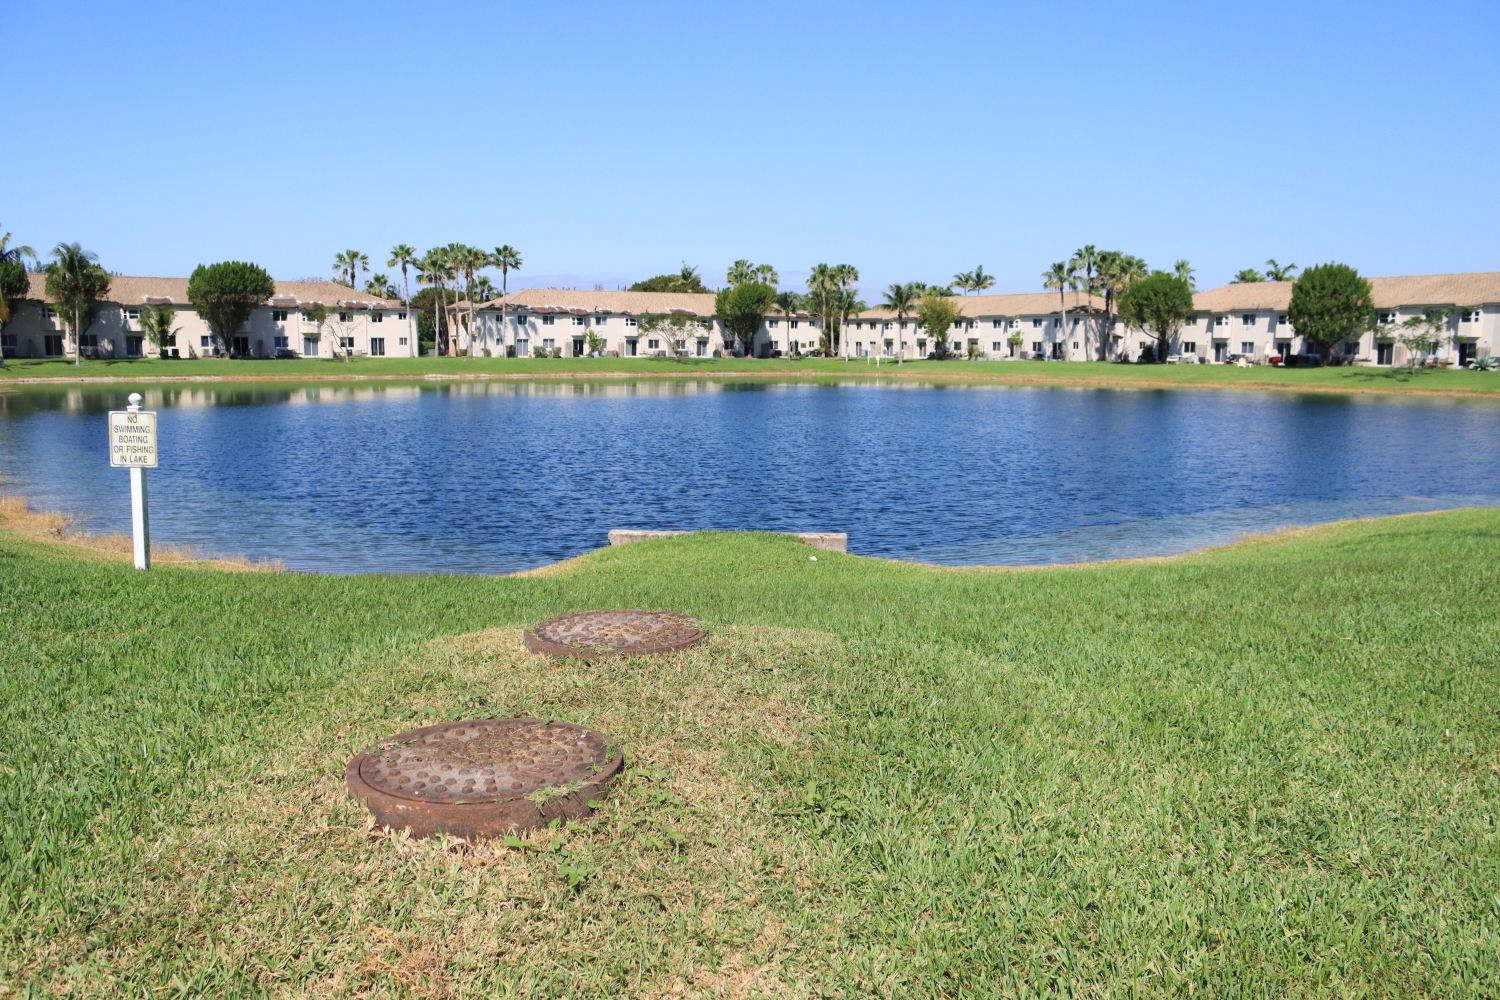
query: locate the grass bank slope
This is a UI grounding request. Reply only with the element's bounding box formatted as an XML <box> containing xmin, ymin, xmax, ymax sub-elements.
<box><xmin>3</xmin><ymin>356</ymin><xmax>1496</xmax><ymax>397</ymax></box>
<box><xmin>2</xmin><ymin>512</ymin><xmax>1498</xmax><ymax>997</ymax></box>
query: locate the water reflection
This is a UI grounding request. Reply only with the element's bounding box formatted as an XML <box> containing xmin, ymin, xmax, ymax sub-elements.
<box><xmin>2</xmin><ymin>379</ymin><xmax>1497</xmax><ymax>573</ymax></box>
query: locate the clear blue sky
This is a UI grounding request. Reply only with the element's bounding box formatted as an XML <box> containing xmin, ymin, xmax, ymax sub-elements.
<box><xmin>9</xmin><ymin>0</ymin><xmax>1497</xmax><ymax>297</ymax></box>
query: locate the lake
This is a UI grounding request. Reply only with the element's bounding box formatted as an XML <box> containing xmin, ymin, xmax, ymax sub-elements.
<box><xmin>2</xmin><ymin>379</ymin><xmax>1497</xmax><ymax>573</ymax></box>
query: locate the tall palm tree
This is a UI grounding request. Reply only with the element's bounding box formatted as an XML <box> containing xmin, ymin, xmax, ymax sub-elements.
<box><xmin>446</xmin><ymin>244</ymin><xmax>488</xmax><ymax>357</ymax></box>
<box><xmin>972</xmin><ymin>265</ymin><xmax>995</xmax><ymax>294</ymax></box>
<box><xmin>1042</xmin><ymin>261</ymin><xmax>1077</xmax><ymax>360</ymax></box>
<box><xmin>491</xmin><ymin>245</ymin><xmax>523</xmax><ymax>355</ymax></box>
<box><xmin>1264</xmin><ymin>259</ymin><xmax>1299</xmax><ymax>282</ymax></box>
<box><xmin>387</xmin><ymin>244</ymin><xmax>418</xmax><ymax>305</ymax></box>
<box><xmin>1099</xmin><ymin>254</ymin><xmax>1147</xmax><ymax>360</ymax></box>
<box><xmin>1174</xmin><ymin>260</ymin><xmax>1196</xmax><ymax>290</ymax></box>
<box><xmin>805</xmin><ymin>264</ymin><xmax>835</xmax><ymax>355</ymax></box>
<box><xmin>727</xmin><ymin>259</ymin><xmax>756</xmax><ymax>286</ymax></box>
<box><xmin>952</xmin><ymin>270</ymin><xmax>976</xmax><ymax>294</ymax></box>
<box><xmin>755</xmin><ymin>263</ymin><xmax>779</xmax><ymax>286</ymax></box>
<box><xmin>0</xmin><ymin>227</ymin><xmax>37</xmax><ymax>267</ymax></box>
<box><xmin>772</xmin><ymin>290</ymin><xmax>803</xmax><ymax>353</ymax></box>
<box><xmin>45</xmin><ymin>243</ymin><xmax>111</xmax><ymax>367</ymax></box>
<box><xmin>832</xmin><ymin>265</ymin><xmax>860</xmax><ymax>356</ymax></box>
<box><xmin>332</xmin><ymin>249</ymin><xmax>369</xmax><ymax>289</ymax></box>
<box><xmin>416</xmin><ymin>248</ymin><xmax>453</xmax><ymax>355</ymax></box>
<box><xmin>881</xmin><ymin>283</ymin><xmax>919</xmax><ymax>362</ymax></box>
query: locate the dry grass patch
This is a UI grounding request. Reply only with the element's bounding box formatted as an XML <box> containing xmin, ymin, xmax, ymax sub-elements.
<box><xmin>0</xmin><ymin>493</ymin><xmax>282</xmax><ymax>571</ymax></box>
<box><xmin>31</xmin><ymin>624</ymin><xmax>849</xmax><ymax>998</ymax></box>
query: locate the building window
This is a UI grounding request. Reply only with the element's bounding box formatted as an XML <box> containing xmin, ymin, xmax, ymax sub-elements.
<box><xmin>768</xmin><ymin>319</ymin><xmax>779</xmax><ymax>328</ymax></box>
<box><xmin>1343</xmin><ymin>340</ymin><xmax>1358</xmax><ymax>355</ymax></box>
<box><xmin>1032</xmin><ymin>318</ymin><xmax>1043</xmax><ymax>328</ymax></box>
<box><xmin>1378</xmin><ymin>311</ymin><xmax>1396</xmax><ymax>324</ymax></box>
<box><xmin>542</xmin><ymin>315</ymin><xmax>555</xmax><ymax>325</ymax></box>
<box><xmin>990</xmin><ymin>320</ymin><xmax>1000</xmax><ymax>328</ymax></box>
<box><xmin>397</xmin><ymin>311</ymin><xmax>407</xmax><ymax>320</ymax></box>
<box><xmin>370</xmin><ymin>312</ymin><xmax>383</xmax><ymax>323</ymax></box>
<box><xmin>370</xmin><ymin>337</ymin><xmax>385</xmax><ymax>356</ymax></box>
<box><xmin>992</xmin><ymin>341</ymin><xmax>1002</xmax><ymax>352</ymax></box>
<box><xmin>790</xmin><ymin>320</ymin><xmax>798</xmax><ymax>329</ymax></box>
<box><xmin>1240</xmin><ymin>341</ymin><xmax>1254</xmax><ymax>354</ymax></box>
<box><xmin>1277</xmin><ymin>314</ymin><xmax>1288</xmax><ymax>325</ymax></box>
<box><xmin>124</xmin><ymin>307</ymin><xmax>140</xmax><ymax>321</ymax></box>
<box><xmin>1139</xmin><ymin>341</ymin><xmax>1148</xmax><ymax>351</ymax></box>
<box><xmin>1032</xmin><ymin>341</ymin><xmax>1042</xmax><ymax>353</ymax></box>
<box><xmin>271</xmin><ymin>309</ymin><xmax>288</xmax><ymax>322</ymax></box>
<box><xmin>647</xmin><ymin>339</ymin><xmax>660</xmax><ymax>349</ymax></box>
<box><xmin>1182</xmin><ymin>341</ymin><xmax>1196</xmax><ymax>353</ymax></box>
<box><xmin>339</xmin><ymin>312</ymin><xmax>351</xmax><ymax>322</ymax></box>
<box><xmin>273</xmin><ymin>335</ymin><xmax>288</xmax><ymax>349</ymax></box>
<box><xmin>572</xmin><ymin>316</ymin><xmax>585</xmax><ymax>325</ymax></box>
<box><xmin>1462</xmin><ymin>310</ymin><xmax>1479</xmax><ymax>322</ymax></box>
<box><xmin>340</xmin><ymin>337</ymin><xmax>354</xmax><ymax>349</ymax></box>
<box><xmin>624</xmin><ymin>317</ymin><xmax>637</xmax><ymax>326</ymax></box>
<box><xmin>1241</xmin><ymin>314</ymin><xmax>1256</xmax><ymax>326</ymax></box>
<box><xmin>1215</xmin><ymin>316</ymin><xmax>1228</xmax><ymax>327</ymax></box>
<box><xmin>398</xmin><ymin>337</ymin><xmax>408</xmax><ymax>346</ymax></box>
<box><xmin>1184</xmin><ymin>316</ymin><xmax>1195</xmax><ymax>326</ymax></box>
<box><xmin>1072</xmin><ymin>341</ymin><xmax>1079</xmax><ymax>349</ymax></box>
<box><xmin>595</xmin><ymin>316</ymin><xmax>607</xmax><ymax>325</ymax></box>
<box><xmin>201</xmin><ymin>335</ymin><xmax>211</xmax><ymax>348</ymax></box>
<box><xmin>542</xmin><ymin>338</ymin><xmax>555</xmax><ymax>350</ymax></box>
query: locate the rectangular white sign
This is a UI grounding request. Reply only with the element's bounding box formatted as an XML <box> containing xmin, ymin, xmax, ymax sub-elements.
<box><xmin>108</xmin><ymin>410</ymin><xmax>159</xmax><ymax>468</ymax></box>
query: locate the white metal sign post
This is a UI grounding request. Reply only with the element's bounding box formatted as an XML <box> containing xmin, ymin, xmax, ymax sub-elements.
<box><xmin>108</xmin><ymin>393</ymin><xmax>158</xmax><ymax>570</ymax></box>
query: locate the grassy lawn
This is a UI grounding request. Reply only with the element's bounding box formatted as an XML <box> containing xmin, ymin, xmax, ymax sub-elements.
<box><xmin>2</xmin><ymin>513</ymin><xmax>1498</xmax><ymax>996</ymax></box>
<box><xmin>1</xmin><ymin>355</ymin><xmax>1496</xmax><ymax>396</ymax></box>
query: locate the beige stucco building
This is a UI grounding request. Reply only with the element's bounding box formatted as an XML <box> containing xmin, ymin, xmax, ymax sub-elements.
<box><xmin>2</xmin><ymin>274</ymin><xmax>415</xmax><ymax>360</ymax></box>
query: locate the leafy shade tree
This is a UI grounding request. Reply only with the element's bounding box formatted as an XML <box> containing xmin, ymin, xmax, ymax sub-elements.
<box><xmin>1265</xmin><ymin>259</ymin><xmax>1299</xmax><ymax>282</ymax></box>
<box><xmin>1285</xmin><ymin>263</ymin><xmax>1375</xmax><ymax>366</ymax></box>
<box><xmin>1391</xmin><ymin>307</ymin><xmax>1454</xmax><ymax>373</ymax></box>
<box><xmin>332</xmin><ymin>249</ymin><xmax>369</xmax><ymax>288</ymax></box>
<box><xmin>186</xmin><ymin>261</ymin><xmax>275</xmax><ymax>359</ymax></box>
<box><xmin>629</xmin><ymin>264</ymin><xmax>709</xmax><ymax>294</ymax></box>
<box><xmin>1118</xmin><ymin>272</ymin><xmax>1196</xmax><ymax>364</ymax></box>
<box><xmin>138</xmin><ymin>303</ymin><xmax>181</xmax><ymax>357</ymax></box>
<box><xmin>387</xmin><ymin>244</ymin><xmax>418</xmax><ymax>305</ymax></box>
<box><xmin>1232</xmin><ymin>268</ymin><xmax>1266</xmax><ymax>283</ymax></box>
<box><xmin>44</xmin><ymin>243</ymin><xmax>111</xmax><ymax>366</ymax></box>
<box><xmin>916</xmin><ymin>292</ymin><xmax>963</xmax><ymax>357</ymax></box>
<box><xmin>714</xmin><ymin>282</ymin><xmax>777</xmax><ymax>357</ymax></box>
<box><xmin>0</xmin><ymin>259</ymin><xmax>31</xmax><ymax>368</ymax></box>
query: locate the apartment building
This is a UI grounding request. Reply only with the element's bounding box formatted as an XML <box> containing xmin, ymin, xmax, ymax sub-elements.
<box><xmin>852</xmin><ymin>290</ymin><xmax>1105</xmax><ymax>360</ymax></box>
<box><xmin>2</xmin><ymin>275</ymin><xmax>415</xmax><ymax>360</ymax></box>
<box><xmin>454</xmin><ymin>289</ymin><xmax>751</xmax><ymax>358</ymax></box>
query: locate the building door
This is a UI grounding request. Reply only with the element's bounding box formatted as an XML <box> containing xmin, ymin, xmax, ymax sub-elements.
<box><xmin>572</xmin><ymin>337</ymin><xmax>584</xmax><ymax>357</ymax></box>
<box><xmin>1458</xmin><ymin>341</ymin><xmax>1477</xmax><ymax>366</ymax></box>
<box><xmin>370</xmin><ymin>338</ymin><xmax>385</xmax><ymax>357</ymax></box>
<box><xmin>44</xmin><ymin>335</ymin><xmax>64</xmax><ymax>356</ymax></box>
<box><xmin>126</xmin><ymin>336</ymin><xmax>143</xmax><ymax>357</ymax></box>
<box><xmin>232</xmin><ymin>336</ymin><xmax>250</xmax><ymax>356</ymax></box>
<box><xmin>1275</xmin><ymin>341</ymin><xmax>1290</xmax><ymax>361</ymax></box>
<box><xmin>625</xmin><ymin>338</ymin><xmax>637</xmax><ymax>356</ymax></box>
<box><xmin>1213</xmin><ymin>342</ymin><xmax>1228</xmax><ymax>363</ymax></box>
<box><xmin>1376</xmin><ymin>342</ymin><xmax>1394</xmax><ymax>365</ymax></box>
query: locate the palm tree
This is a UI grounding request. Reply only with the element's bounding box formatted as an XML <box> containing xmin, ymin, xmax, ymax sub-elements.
<box><xmin>726</xmin><ymin>259</ymin><xmax>756</xmax><ymax>286</ymax></box>
<box><xmin>490</xmin><ymin>245</ymin><xmax>523</xmax><ymax>356</ymax></box>
<box><xmin>44</xmin><ymin>243</ymin><xmax>112</xmax><ymax>367</ymax></box>
<box><xmin>1233</xmin><ymin>269</ymin><xmax>1266</xmax><ymax>283</ymax></box>
<box><xmin>1264</xmin><ymin>259</ymin><xmax>1299</xmax><ymax>282</ymax></box>
<box><xmin>0</xmin><ymin>228</ymin><xmax>37</xmax><ymax>267</ymax></box>
<box><xmin>387</xmin><ymin>244</ymin><xmax>418</xmax><ymax>305</ymax></box>
<box><xmin>755</xmin><ymin>263</ymin><xmax>779</xmax><ymax>286</ymax></box>
<box><xmin>1042</xmin><ymin>261</ymin><xmax>1077</xmax><ymax>360</ymax></box>
<box><xmin>1174</xmin><ymin>260</ymin><xmax>1196</xmax><ymax>290</ymax></box>
<box><xmin>445</xmin><ymin>244</ymin><xmax>488</xmax><ymax>357</ymax></box>
<box><xmin>1099</xmin><ymin>254</ymin><xmax>1148</xmax><ymax>360</ymax></box>
<box><xmin>805</xmin><ymin>264</ymin><xmax>835</xmax><ymax>355</ymax></box>
<box><xmin>952</xmin><ymin>270</ymin><xmax>976</xmax><ymax>295</ymax></box>
<box><xmin>332</xmin><ymin>249</ymin><xmax>369</xmax><ymax>289</ymax></box>
<box><xmin>972</xmin><ymin>265</ymin><xmax>995</xmax><ymax>294</ymax></box>
<box><xmin>138</xmin><ymin>303</ymin><xmax>181</xmax><ymax>357</ymax></box>
<box><xmin>473</xmin><ymin>276</ymin><xmax>497</xmax><ymax>302</ymax></box>
<box><xmin>771</xmin><ymin>290</ymin><xmax>803</xmax><ymax>354</ymax></box>
<box><xmin>881</xmin><ymin>283</ymin><xmax>919</xmax><ymax>362</ymax></box>
<box><xmin>416</xmin><ymin>248</ymin><xmax>453</xmax><ymax>355</ymax></box>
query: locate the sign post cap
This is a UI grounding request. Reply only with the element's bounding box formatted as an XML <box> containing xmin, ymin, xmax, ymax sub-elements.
<box><xmin>127</xmin><ymin>392</ymin><xmax>143</xmax><ymax>405</ymax></box>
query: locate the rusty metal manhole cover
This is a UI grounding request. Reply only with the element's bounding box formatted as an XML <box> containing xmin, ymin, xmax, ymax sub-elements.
<box><xmin>523</xmin><ymin>610</ymin><xmax>706</xmax><ymax>659</ymax></box>
<box><xmin>346</xmin><ymin>718</ymin><xmax>623</xmax><ymax>838</ymax></box>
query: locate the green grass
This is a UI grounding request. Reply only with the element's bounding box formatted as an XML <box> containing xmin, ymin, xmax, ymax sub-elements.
<box><xmin>2</xmin><ymin>513</ymin><xmax>1498</xmax><ymax>996</ymax></box>
<box><xmin>3</xmin><ymin>355</ymin><xmax>1496</xmax><ymax>396</ymax></box>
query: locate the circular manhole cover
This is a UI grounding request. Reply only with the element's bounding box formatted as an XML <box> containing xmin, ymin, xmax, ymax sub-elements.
<box><xmin>346</xmin><ymin>718</ymin><xmax>622</xmax><ymax>838</ymax></box>
<box><xmin>524</xmin><ymin>610</ymin><xmax>706</xmax><ymax>659</ymax></box>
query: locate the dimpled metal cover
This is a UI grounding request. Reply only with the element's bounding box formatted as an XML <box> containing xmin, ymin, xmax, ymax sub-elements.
<box><xmin>523</xmin><ymin>610</ymin><xmax>705</xmax><ymax>659</ymax></box>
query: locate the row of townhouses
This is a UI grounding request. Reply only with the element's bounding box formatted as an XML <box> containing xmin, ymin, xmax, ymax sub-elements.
<box><xmin>4</xmin><ymin>271</ymin><xmax>1495</xmax><ymax>366</ymax></box>
<box><xmin>2</xmin><ymin>275</ymin><xmax>415</xmax><ymax>360</ymax></box>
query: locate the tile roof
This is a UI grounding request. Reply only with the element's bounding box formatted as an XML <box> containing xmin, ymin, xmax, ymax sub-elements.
<box><xmin>1192</xmin><ymin>271</ymin><xmax>1500</xmax><ymax>312</ymax></box>
<box><xmin>858</xmin><ymin>290</ymin><xmax>1104</xmax><ymax>319</ymax></box>
<box><xmin>21</xmin><ymin>273</ymin><xmax>400</xmax><ymax>308</ymax></box>
<box><xmin>473</xmin><ymin>288</ymin><xmax>721</xmax><ymax>316</ymax></box>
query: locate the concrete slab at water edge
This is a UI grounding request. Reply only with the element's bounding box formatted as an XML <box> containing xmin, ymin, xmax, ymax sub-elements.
<box><xmin>608</xmin><ymin>529</ymin><xmax>848</xmax><ymax>553</ymax></box>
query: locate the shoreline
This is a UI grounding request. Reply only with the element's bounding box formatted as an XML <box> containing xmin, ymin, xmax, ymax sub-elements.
<box><xmin>2</xmin><ymin>365</ymin><xmax>1497</xmax><ymax>399</ymax></box>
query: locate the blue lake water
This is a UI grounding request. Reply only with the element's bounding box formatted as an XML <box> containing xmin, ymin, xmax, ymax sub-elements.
<box><xmin>2</xmin><ymin>379</ymin><xmax>1497</xmax><ymax>574</ymax></box>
